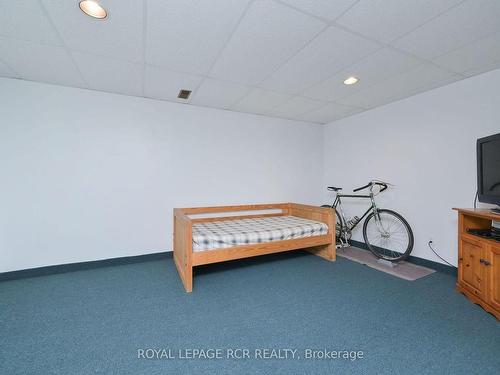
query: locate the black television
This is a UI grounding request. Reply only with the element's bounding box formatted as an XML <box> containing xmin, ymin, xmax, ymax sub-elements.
<box><xmin>477</xmin><ymin>132</ymin><xmax>500</xmax><ymax>214</ymax></box>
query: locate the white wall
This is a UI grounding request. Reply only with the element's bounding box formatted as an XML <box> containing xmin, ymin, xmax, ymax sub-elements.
<box><xmin>324</xmin><ymin>68</ymin><xmax>500</xmax><ymax>266</ymax></box>
<box><xmin>0</xmin><ymin>78</ymin><xmax>324</xmax><ymax>273</ymax></box>
<box><xmin>3</xmin><ymin>68</ymin><xmax>498</xmax><ymax>273</ymax></box>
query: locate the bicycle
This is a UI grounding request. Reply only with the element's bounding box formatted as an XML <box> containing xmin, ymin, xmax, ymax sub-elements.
<box><xmin>322</xmin><ymin>180</ymin><xmax>414</xmax><ymax>262</ymax></box>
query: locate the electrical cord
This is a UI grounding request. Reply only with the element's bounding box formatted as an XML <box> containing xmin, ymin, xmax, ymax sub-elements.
<box><xmin>428</xmin><ymin>241</ymin><xmax>456</xmax><ymax>268</ymax></box>
<box><xmin>426</xmin><ymin>189</ymin><xmax>477</xmax><ymax>268</ymax></box>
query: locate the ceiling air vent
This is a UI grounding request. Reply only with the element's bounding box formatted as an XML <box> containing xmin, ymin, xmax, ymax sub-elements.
<box><xmin>178</xmin><ymin>89</ymin><xmax>192</xmax><ymax>100</ymax></box>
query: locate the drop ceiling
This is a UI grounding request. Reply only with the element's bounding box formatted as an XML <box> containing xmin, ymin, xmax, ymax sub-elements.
<box><xmin>1</xmin><ymin>0</ymin><xmax>500</xmax><ymax>124</ymax></box>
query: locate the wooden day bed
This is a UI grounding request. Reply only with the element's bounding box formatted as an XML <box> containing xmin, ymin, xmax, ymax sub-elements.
<box><xmin>173</xmin><ymin>203</ymin><xmax>335</xmax><ymax>292</ymax></box>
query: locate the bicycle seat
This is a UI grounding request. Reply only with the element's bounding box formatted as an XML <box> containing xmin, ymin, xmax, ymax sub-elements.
<box><xmin>327</xmin><ymin>186</ymin><xmax>342</xmax><ymax>191</ymax></box>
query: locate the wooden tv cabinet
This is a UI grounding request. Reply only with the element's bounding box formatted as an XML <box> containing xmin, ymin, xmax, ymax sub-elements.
<box><xmin>453</xmin><ymin>208</ymin><xmax>500</xmax><ymax>319</ymax></box>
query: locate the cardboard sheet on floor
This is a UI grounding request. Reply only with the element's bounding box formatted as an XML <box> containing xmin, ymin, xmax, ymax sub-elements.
<box><xmin>338</xmin><ymin>246</ymin><xmax>436</xmax><ymax>281</ymax></box>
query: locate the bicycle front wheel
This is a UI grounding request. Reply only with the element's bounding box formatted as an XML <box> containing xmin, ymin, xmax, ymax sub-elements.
<box><xmin>363</xmin><ymin>209</ymin><xmax>414</xmax><ymax>262</ymax></box>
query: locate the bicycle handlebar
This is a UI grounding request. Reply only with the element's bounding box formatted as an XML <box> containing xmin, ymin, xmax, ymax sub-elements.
<box><xmin>353</xmin><ymin>181</ymin><xmax>389</xmax><ymax>192</ymax></box>
<box><xmin>352</xmin><ymin>183</ymin><xmax>371</xmax><ymax>192</ymax></box>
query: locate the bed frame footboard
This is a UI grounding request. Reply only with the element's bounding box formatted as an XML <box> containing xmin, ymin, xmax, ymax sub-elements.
<box><xmin>289</xmin><ymin>203</ymin><xmax>336</xmax><ymax>261</ymax></box>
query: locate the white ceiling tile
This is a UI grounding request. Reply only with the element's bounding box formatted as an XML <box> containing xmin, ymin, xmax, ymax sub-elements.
<box><xmin>260</xmin><ymin>26</ymin><xmax>381</xmax><ymax>94</ymax></box>
<box><xmin>462</xmin><ymin>60</ymin><xmax>500</xmax><ymax>78</ymax></box>
<box><xmin>147</xmin><ymin>0</ymin><xmax>251</xmax><ymax>75</ymax></box>
<box><xmin>0</xmin><ymin>0</ymin><xmax>61</xmax><ymax>45</ymax></box>
<box><xmin>190</xmin><ymin>79</ymin><xmax>251</xmax><ymax>109</ymax></box>
<box><xmin>231</xmin><ymin>88</ymin><xmax>291</xmax><ymax>115</ymax></box>
<box><xmin>0</xmin><ymin>37</ymin><xmax>84</xmax><ymax>87</ymax></box>
<box><xmin>280</xmin><ymin>0</ymin><xmax>358</xmax><ymax>21</ymax></box>
<box><xmin>432</xmin><ymin>32</ymin><xmax>500</xmax><ymax>74</ymax></box>
<box><xmin>0</xmin><ymin>59</ymin><xmax>18</xmax><ymax>78</ymax></box>
<box><xmin>72</xmin><ymin>52</ymin><xmax>143</xmax><ymax>97</ymax></box>
<box><xmin>144</xmin><ymin>65</ymin><xmax>202</xmax><ymax>103</ymax></box>
<box><xmin>337</xmin><ymin>0</ymin><xmax>462</xmax><ymax>43</ymax></box>
<box><xmin>302</xmin><ymin>48</ymin><xmax>422</xmax><ymax>101</ymax></box>
<box><xmin>271</xmin><ymin>96</ymin><xmax>326</xmax><ymax>119</ymax></box>
<box><xmin>209</xmin><ymin>0</ymin><xmax>325</xmax><ymax>85</ymax></box>
<box><xmin>2</xmin><ymin>0</ymin><xmax>495</xmax><ymax>120</ymax></box>
<box><xmin>298</xmin><ymin>103</ymin><xmax>363</xmax><ymax>124</ymax></box>
<box><xmin>392</xmin><ymin>0</ymin><xmax>500</xmax><ymax>60</ymax></box>
<box><xmin>41</xmin><ymin>0</ymin><xmax>144</xmax><ymax>62</ymax></box>
<box><xmin>402</xmin><ymin>74</ymin><xmax>464</xmax><ymax>98</ymax></box>
<box><xmin>336</xmin><ymin>63</ymin><xmax>460</xmax><ymax>108</ymax></box>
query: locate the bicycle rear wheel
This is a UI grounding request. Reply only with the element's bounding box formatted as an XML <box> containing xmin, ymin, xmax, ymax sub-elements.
<box><xmin>321</xmin><ymin>205</ymin><xmax>343</xmax><ymax>241</ymax></box>
<box><xmin>362</xmin><ymin>209</ymin><xmax>413</xmax><ymax>261</ymax></box>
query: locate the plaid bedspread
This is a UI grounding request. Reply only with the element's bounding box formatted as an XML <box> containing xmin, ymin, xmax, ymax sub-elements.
<box><xmin>192</xmin><ymin>215</ymin><xmax>328</xmax><ymax>252</ymax></box>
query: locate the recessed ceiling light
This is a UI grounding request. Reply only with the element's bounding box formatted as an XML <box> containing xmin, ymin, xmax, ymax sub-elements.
<box><xmin>178</xmin><ymin>89</ymin><xmax>192</xmax><ymax>100</ymax></box>
<box><xmin>343</xmin><ymin>76</ymin><xmax>359</xmax><ymax>85</ymax></box>
<box><xmin>79</xmin><ymin>1</ymin><xmax>107</xmax><ymax>19</ymax></box>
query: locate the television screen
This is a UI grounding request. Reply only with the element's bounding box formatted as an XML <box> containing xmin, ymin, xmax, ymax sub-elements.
<box><xmin>478</xmin><ymin>133</ymin><xmax>500</xmax><ymax>205</ymax></box>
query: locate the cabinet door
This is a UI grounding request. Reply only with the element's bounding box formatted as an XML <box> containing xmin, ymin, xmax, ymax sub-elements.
<box><xmin>486</xmin><ymin>244</ymin><xmax>500</xmax><ymax>311</ymax></box>
<box><xmin>459</xmin><ymin>238</ymin><xmax>487</xmax><ymax>299</ymax></box>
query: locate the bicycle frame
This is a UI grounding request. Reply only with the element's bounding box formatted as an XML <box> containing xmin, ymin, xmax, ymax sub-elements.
<box><xmin>332</xmin><ymin>192</ymin><xmax>378</xmax><ymax>232</ymax></box>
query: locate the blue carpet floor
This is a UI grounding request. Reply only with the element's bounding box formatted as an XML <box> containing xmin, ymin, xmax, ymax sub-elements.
<box><xmin>1</xmin><ymin>252</ymin><xmax>499</xmax><ymax>374</ymax></box>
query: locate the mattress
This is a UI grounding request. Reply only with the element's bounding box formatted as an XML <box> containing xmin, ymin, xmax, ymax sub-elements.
<box><xmin>192</xmin><ymin>215</ymin><xmax>328</xmax><ymax>252</ymax></box>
